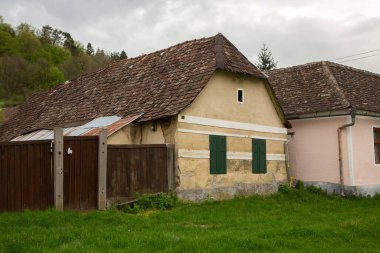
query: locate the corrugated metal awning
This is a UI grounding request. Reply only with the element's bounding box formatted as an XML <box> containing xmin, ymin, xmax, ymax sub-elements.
<box><xmin>11</xmin><ymin>114</ymin><xmax>141</xmax><ymax>141</ymax></box>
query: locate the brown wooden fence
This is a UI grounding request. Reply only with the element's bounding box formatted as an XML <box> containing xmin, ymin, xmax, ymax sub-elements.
<box><xmin>0</xmin><ymin>131</ymin><xmax>175</xmax><ymax>211</ymax></box>
<box><xmin>107</xmin><ymin>144</ymin><xmax>174</xmax><ymax>202</ymax></box>
<box><xmin>0</xmin><ymin>140</ymin><xmax>54</xmax><ymax>212</ymax></box>
<box><xmin>63</xmin><ymin>136</ymin><xmax>99</xmax><ymax>210</ymax></box>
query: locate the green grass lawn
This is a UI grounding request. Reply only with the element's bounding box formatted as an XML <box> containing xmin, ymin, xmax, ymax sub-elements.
<box><xmin>1</xmin><ymin>191</ymin><xmax>380</xmax><ymax>253</ymax></box>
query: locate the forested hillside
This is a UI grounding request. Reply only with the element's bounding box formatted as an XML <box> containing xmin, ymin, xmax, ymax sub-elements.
<box><xmin>0</xmin><ymin>16</ymin><xmax>127</xmax><ymax>113</ymax></box>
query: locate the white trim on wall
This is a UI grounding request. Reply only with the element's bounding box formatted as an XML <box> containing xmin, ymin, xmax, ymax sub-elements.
<box><xmin>178</xmin><ymin>149</ymin><xmax>285</xmax><ymax>161</ymax></box>
<box><xmin>178</xmin><ymin>115</ymin><xmax>287</xmax><ymax>134</ymax></box>
<box><xmin>178</xmin><ymin>128</ymin><xmax>287</xmax><ymax>142</ymax></box>
<box><xmin>347</xmin><ymin>116</ymin><xmax>355</xmax><ymax>185</ymax></box>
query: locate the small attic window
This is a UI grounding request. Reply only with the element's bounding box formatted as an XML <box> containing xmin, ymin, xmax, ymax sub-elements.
<box><xmin>237</xmin><ymin>88</ymin><xmax>244</xmax><ymax>104</ymax></box>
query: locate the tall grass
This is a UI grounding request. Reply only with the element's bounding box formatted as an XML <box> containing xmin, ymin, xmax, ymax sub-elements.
<box><xmin>0</xmin><ymin>191</ymin><xmax>379</xmax><ymax>253</ymax></box>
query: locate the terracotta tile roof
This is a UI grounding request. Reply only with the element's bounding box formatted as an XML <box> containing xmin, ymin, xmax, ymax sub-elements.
<box><xmin>267</xmin><ymin>61</ymin><xmax>380</xmax><ymax>118</ymax></box>
<box><xmin>1</xmin><ymin>106</ymin><xmax>19</xmax><ymax>122</ymax></box>
<box><xmin>0</xmin><ymin>34</ymin><xmax>266</xmax><ymax>141</ymax></box>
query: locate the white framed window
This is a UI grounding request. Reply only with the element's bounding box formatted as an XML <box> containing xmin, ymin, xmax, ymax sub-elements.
<box><xmin>374</xmin><ymin>127</ymin><xmax>380</xmax><ymax>165</ymax></box>
<box><xmin>237</xmin><ymin>88</ymin><xmax>244</xmax><ymax>104</ymax></box>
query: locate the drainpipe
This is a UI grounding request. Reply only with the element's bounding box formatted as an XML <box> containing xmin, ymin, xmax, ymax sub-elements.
<box><xmin>337</xmin><ymin>107</ymin><xmax>356</xmax><ymax>196</ymax></box>
<box><xmin>285</xmin><ymin>132</ymin><xmax>295</xmax><ymax>182</ymax></box>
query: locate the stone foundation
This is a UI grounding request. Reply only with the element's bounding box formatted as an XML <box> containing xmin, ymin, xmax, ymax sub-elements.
<box><xmin>176</xmin><ymin>182</ymin><xmax>279</xmax><ymax>201</ymax></box>
<box><xmin>303</xmin><ymin>181</ymin><xmax>380</xmax><ymax>197</ymax></box>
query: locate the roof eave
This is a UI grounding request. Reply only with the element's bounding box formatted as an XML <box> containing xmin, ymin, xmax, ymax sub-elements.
<box><xmin>286</xmin><ymin>109</ymin><xmax>380</xmax><ymax>120</ymax></box>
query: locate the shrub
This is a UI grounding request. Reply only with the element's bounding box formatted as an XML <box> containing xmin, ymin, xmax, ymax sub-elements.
<box><xmin>306</xmin><ymin>185</ymin><xmax>327</xmax><ymax>196</ymax></box>
<box><xmin>121</xmin><ymin>192</ymin><xmax>178</xmax><ymax>213</ymax></box>
<box><xmin>295</xmin><ymin>180</ymin><xmax>304</xmax><ymax>190</ymax></box>
<box><xmin>278</xmin><ymin>184</ymin><xmax>293</xmax><ymax>194</ymax></box>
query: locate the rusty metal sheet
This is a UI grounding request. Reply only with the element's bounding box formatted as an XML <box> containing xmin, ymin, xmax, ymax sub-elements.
<box><xmin>11</xmin><ymin>115</ymin><xmax>140</xmax><ymax>141</ymax></box>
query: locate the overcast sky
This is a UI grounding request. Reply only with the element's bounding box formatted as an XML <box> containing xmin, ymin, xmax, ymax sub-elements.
<box><xmin>1</xmin><ymin>0</ymin><xmax>380</xmax><ymax>72</ymax></box>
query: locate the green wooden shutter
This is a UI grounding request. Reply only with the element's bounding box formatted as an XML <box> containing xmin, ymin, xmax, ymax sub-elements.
<box><xmin>210</xmin><ymin>135</ymin><xmax>217</xmax><ymax>174</ymax></box>
<box><xmin>259</xmin><ymin>140</ymin><xmax>267</xmax><ymax>173</ymax></box>
<box><xmin>209</xmin><ymin>135</ymin><xmax>227</xmax><ymax>174</ymax></box>
<box><xmin>218</xmin><ymin>136</ymin><xmax>227</xmax><ymax>174</ymax></box>
<box><xmin>252</xmin><ymin>139</ymin><xmax>267</xmax><ymax>174</ymax></box>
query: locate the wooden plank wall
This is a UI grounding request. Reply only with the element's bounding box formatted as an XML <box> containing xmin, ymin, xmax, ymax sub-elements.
<box><xmin>107</xmin><ymin>144</ymin><xmax>171</xmax><ymax>201</ymax></box>
<box><xmin>63</xmin><ymin>136</ymin><xmax>99</xmax><ymax>210</ymax></box>
<box><xmin>0</xmin><ymin>141</ymin><xmax>54</xmax><ymax>212</ymax></box>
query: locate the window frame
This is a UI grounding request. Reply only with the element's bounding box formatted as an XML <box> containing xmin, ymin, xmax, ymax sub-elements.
<box><xmin>237</xmin><ymin>88</ymin><xmax>244</xmax><ymax>104</ymax></box>
<box><xmin>374</xmin><ymin>127</ymin><xmax>380</xmax><ymax>165</ymax></box>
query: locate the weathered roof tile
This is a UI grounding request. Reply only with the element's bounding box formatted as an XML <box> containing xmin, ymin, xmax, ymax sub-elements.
<box><xmin>268</xmin><ymin>61</ymin><xmax>380</xmax><ymax>118</ymax></box>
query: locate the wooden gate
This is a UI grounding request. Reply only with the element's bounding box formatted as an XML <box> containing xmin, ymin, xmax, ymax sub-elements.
<box><xmin>63</xmin><ymin>136</ymin><xmax>99</xmax><ymax>210</ymax></box>
<box><xmin>107</xmin><ymin>144</ymin><xmax>174</xmax><ymax>201</ymax></box>
<box><xmin>0</xmin><ymin>140</ymin><xmax>54</xmax><ymax>211</ymax></box>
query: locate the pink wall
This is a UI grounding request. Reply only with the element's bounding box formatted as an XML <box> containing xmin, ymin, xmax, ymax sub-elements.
<box><xmin>351</xmin><ymin>117</ymin><xmax>380</xmax><ymax>185</ymax></box>
<box><xmin>288</xmin><ymin>117</ymin><xmax>351</xmax><ymax>185</ymax></box>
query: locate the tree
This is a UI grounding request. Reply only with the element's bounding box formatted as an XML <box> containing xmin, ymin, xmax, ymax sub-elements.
<box><xmin>39</xmin><ymin>25</ymin><xmax>53</xmax><ymax>45</ymax></box>
<box><xmin>110</xmin><ymin>52</ymin><xmax>120</xmax><ymax>61</ymax></box>
<box><xmin>86</xmin><ymin>43</ymin><xmax>94</xmax><ymax>56</ymax></box>
<box><xmin>0</xmin><ymin>16</ymin><xmax>15</xmax><ymax>37</ymax></box>
<box><xmin>256</xmin><ymin>43</ymin><xmax>277</xmax><ymax>71</ymax></box>
<box><xmin>62</xmin><ymin>32</ymin><xmax>78</xmax><ymax>55</ymax></box>
<box><xmin>0</xmin><ymin>17</ymin><xmax>124</xmax><ymax>109</ymax></box>
<box><xmin>120</xmin><ymin>50</ymin><xmax>127</xmax><ymax>59</ymax></box>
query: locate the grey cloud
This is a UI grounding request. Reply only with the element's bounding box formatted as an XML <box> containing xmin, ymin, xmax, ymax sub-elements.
<box><xmin>0</xmin><ymin>0</ymin><xmax>379</xmax><ymax>72</ymax></box>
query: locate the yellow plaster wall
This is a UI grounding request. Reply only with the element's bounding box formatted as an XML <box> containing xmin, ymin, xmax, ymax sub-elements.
<box><xmin>176</xmin><ymin>71</ymin><xmax>288</xmax><ymax>199</ymax></box>
<box><xmin>107</xmin><ymin>125</ymin><xmax>133</xmax><ymax>144</ymax></box>
<box><xmin>107</xmin><ymin>118</ymin><xmax>176</xmax><ymax>145</ymax></box>
<box><xmin>180</xmin><ymin>71</ymin><xmax>284</xmax><ymax>127</ymax></box>
<box><xmin>141</xmin><ymin>122</ymin><xmax>165</xmax><ymax>144</ymax></box>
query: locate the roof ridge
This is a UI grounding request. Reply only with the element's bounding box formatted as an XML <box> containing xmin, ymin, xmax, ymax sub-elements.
<box><xmin>120</xmin><ymin>35</ymin><xmax>216</xmax><ymax>63</ymax></box>
<box><xmin>214</xmin><ymin>33</ymin><xmax>225</xmax><ymax>69</ymax></box>
<box><xmin>326</xmin><ymin>61</ymin><xmax>380</xmax><ymax>78</ymax></box>
<box><xmin>321</xmin><ymin>61</ymin><xmax>351</xmax><ymax>108</ymax></box>
<box><xmin>215</xmin><ymin>33</ymin><xmax>267</xmax><ymax>78</ymax></box>
<box><xmin>268</xmin><ymin>61</ymin><xmax>323</xmax><ymax>73</ymax></box>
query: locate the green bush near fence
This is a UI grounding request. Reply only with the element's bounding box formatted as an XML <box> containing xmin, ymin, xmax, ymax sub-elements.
<box><xmin>121</xmin><ymin>192</ymin><xmax>178</xmax><ymax>213</ymax></box>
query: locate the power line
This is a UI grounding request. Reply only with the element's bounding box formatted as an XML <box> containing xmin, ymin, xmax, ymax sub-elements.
<box><xmin>336</xmin><ymin>53</ymin><xmax>380</xmax><ymax>63</ymax></box>
<box><xmin>330</xmin><ymin>48</ymin><xmax>380</xmax><ymax>61</ymax></box>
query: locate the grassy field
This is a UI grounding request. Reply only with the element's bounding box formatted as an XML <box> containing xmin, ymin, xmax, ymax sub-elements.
<box><xmin>0</xmin><ymin>191</ymin><xmax>379</xmax><ymax>253</ymax></box>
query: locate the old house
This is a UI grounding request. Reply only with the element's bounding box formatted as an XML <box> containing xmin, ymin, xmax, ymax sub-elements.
<box><xmin>269</xmin><ymin>61</ymin><xmax>380</xmax><ymax>196</ymax></box>
<box><xmin>0</xmin><ymin>34</ymin><xmax>289</xmax><ymax>200</ymax></box>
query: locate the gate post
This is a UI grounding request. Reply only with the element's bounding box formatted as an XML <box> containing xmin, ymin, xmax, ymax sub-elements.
<box><xmin>54</xmin><ymin>127</ymin><xmax>64</xmax><ymax>211</ymax></box>
<box><xmin>98</xmin><ymin>129</ymin><xmax>107</xmax><ymax>210</ymax></box>
<box><xmin>166</xmin><ymin>144</ymin><xmax>175</xmax><ymax>191</ymax></box>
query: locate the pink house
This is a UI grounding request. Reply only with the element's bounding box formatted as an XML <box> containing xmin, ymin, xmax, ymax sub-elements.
<box><xmin>269</xmin><ymin>61</ymin><xmax>380</xmax><ymax>196</ymax></box>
